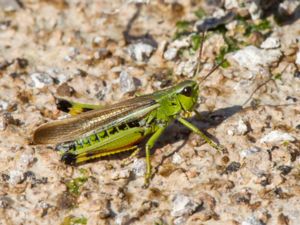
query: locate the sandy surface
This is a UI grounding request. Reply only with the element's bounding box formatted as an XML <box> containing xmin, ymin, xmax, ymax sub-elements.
<box><xmin>0</xmin><ymin>0</ymin><xmax>300</xmax><ymax>225</ymax></box>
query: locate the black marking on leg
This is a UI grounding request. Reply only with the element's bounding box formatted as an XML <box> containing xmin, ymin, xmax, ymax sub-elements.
<box><xmin>100</xmin><ymin>130</ymin><xmax>109</xmax><ymax>138</ymax></box>
<box><xmin>56</xmin><ymin>98</ymin><xmax>72</xmax><ymax>112</ymax></box>
<box><xmin>128</xmin><ymin>120</ymin><xmax>139</xmax><ymax>128</ymax></box>
<box><xmin>82</xmin><ymin>108</ymin><xmax>92</xmax><ymax>112</ymax></box>
<box><xmin>76</xmin><ymin>140</ymin><xmax>84</xmax><ymax>148</ymax></box>
<box><xmin>94</xmin><ymin>133</ymin><xmax>100</xmax><ymax>142</ymax></box>
<box><xmin>118</xmin><ymin>123</ymin><xmax>127</xmax><ymax>131</ymax></box>
<box><xmin>61</xmin><ymin>153</ymin><xmax>77</xmax><ymax>165</ymax></box>
<box><xmin>109</xmin><ymin>127</ymin><xmax>118</xmax><ymax>135</ymax></box>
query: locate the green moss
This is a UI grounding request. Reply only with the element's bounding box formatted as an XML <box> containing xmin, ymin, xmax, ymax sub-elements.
<box><xmin>174</xmin><ymin>20</ymin><xmax>192</xmax><ymax>39</ymax></box>
<box><xmin>194</xmin><ymin>8</ymin><xmax>206</xmax><ymax>19</ymax></box>
<box><xmin>154</xmin><ymin>219</ymin><xmax>168</xmax><ymax>225</ymax></box>
<box><xmin>66</xmin><ymin>169</ymin><xmax>89</xmax><ymax>196</ymax></box>
<box><xmin>215</xmin><ymin>35</ymin><xmax>240</xmax><ymax>68</ymax></box>
<box><xmin>239</xmin><ymin>18</ymin><xmax>272</xmax><ymax>36</ymax></box>
<box><xmin>273</xmin><ymin>73</ymin><xmax>282</xmax><ymax>80</ymax></box>
<box><xmin>175</xmin><ymin>20</ymin><xmax>190</xmax><ymax>31</ymax></box>
<box><xmin>191</xmin><ymin>34</ymin><xmax>202</xmax><ymax>51</ymax></box>
<box><xmin>61</xmin><ymin>216</ymin><xmax>87</xmax><ymax>225</ymax></box>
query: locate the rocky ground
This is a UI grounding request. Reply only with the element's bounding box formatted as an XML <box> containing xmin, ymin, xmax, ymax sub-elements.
<box><xmin>0</xmin><ymin>0</ymin><xmax>300</xmax><ymax>224</ymax></box>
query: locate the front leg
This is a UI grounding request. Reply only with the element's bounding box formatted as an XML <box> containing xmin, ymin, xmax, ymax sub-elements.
<box><xmin>177</xmin><ymin>117</ymin><xmax>224</xmax><ymax>152</ymax></box>
<box><xmin>144</xmin><ymin>126</ymin><xmax>166</xmax><ymax>187</ymax></box>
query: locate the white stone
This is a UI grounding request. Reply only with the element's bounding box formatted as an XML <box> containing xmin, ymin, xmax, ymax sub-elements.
<box><xmin>174</xmin><ymin>216</ymin><xmax>186</xmax><ymax>225</ymax></box>
<box><xmin>164</xmin><ymin>38</ymin><xmax>190</xmax><ymax>61</ymax></box>
<box><xmin>30</xmin><ymin>72</ymin><xmax>53</xmax><ymax>89</ymax></box>
<box><xmin>240</xmin><ymin>147</ymin><xmax>261</xmax><ymax>158</ymax></box>
<box><xmin>172</xmin><ymin>153</ymin><xmax>183</xmax><ymax>165</ymax></box>
<box><xmin>227</xmin><ymin>129</ymin><xmax>234</xmax><ymax>136</ymax></box>
<box><xmin>127</xmin><ymin>42</ymin><xmax>155</xmax><ymax>62</ymax></box>
<box><xmin>260</xmin><ymin>37</ymin><xmax>281</xmax><ymax>49</ymax></box>
<box><xmin>248</xmin><ymin>1</ymin><xmax>262</xmax><ymax>20</ymax></box>
<box><xmin>242</xmin><ymin>216</ymin><xmax>264</xmax><ymax>225</ymax></box>
<box><xmin>259</xmin><ymin>130</ymin><xmax>295</xmax><ymax>144</ymax></box>
<box><xmin>119</xmin><ymin>70</ymin><xmax>136</xmax><ymax>93</ymax></box>
<box><xmin>236</xmin><ymin>119</ymin><xmax>248</xmax><ymax>135</ymax></box>
<box><xmin>115</xmin><ymin>212</ymin><xmax>130</xmax><ymax>225</ymax></box>
<box><xmin>175</xmin><ymin>58</ymin><xmax>197</xmax><ymax>77</ymax></box>
<box><xmin>0</xmin><ymin>0</ymin><xmax>21</xmax><ymax>12</ymax></box>
<box><xmin>8</xmin><ymin>170</ymin><xmax>24</xmax><ymax>186</ymax></box>
<box><xmin>18</xmin><ymin>154</ymin><xmax>35</xmax><ymax>169</ymax></box>
<box><xmin>171</xmin><ymin>194</ymin><xmax>199</xmax><ymax>217</ymax></box>
<box><xmin>225</xmin><ymin>20</ymin><xmax>238</xmax><ymax>31</ymax></box>
<box><xmin>228</xmin><ymin>46</ymin><xmax>282</xmax><ymax>73</ymax></box>
<box><xmin>224</xmin><ymin>0</ymin><xmax>239</xmax><ymax>9</ymax></box>
<box><xmin>111</xmin><ymin>169</ymin><xmax>130</xmax><ymax>180</ymax></box>
<box><xmin>279</xmin><ymin>0</ymin><xmax>300</xmax><ymax>15</ymax></box>
<box><xmin>0</xmin><ymin>99</ymin><xmax>8</xmax><ymax>111</ymax></box>
<box><xmin>93</xmin><ymin>36</ymin><xmax>102</xmax><ymax>44</ymax></box>
<box><xmin>296</xmin><ymin>51</ymin><xmax>300</xmax><ymax>65</ymax></box>
<box><xmin>131</xmin><ymin>159</ymin><xmax>146</xmax><ymax>177</ymax></box>
<box><xmin>227</xmin><ymin>119</ymin><xmax>248</xmax><ymax>136</ymax></box>
<box><xmin>170</xmin><ymin>38</ymin><xmax>190</xmax><ymax>49</ymax></box>
<box><xmin>64</xmin><ymin>47</ymin><xmax>79</xmax><ymax>62</ymax></box>
<box><xmin>164</xmin><ymin>48</ymin><xmax>178</xmax><ymax>61</ymax></box>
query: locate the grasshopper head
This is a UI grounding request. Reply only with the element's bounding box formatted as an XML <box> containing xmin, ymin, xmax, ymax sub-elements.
<box><xmin>176</xmin><ymin>80</ymin><xmax>199</xmax><ymax>112</ymax></box>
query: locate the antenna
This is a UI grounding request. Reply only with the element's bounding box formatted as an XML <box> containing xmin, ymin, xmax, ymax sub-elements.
<box><xmin>193</xmin><ymin>31</ymin><xmax>224</xmax><ymax>84</ymax></box>
<box><xmin>194</xmin><ymin>31</ymin><xmax>206</xmax><ymax>78</ymax></box>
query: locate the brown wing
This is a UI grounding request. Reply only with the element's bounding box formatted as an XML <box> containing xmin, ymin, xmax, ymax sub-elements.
<box><xmin>33</xmin><ymin>96</ymin><xmax>158</xmax><ymax>144</ymax></box>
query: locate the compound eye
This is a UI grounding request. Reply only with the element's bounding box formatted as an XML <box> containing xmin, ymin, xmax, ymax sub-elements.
<box><xmin>181</xmin><ymin>86</ymin><xmax>193</xmax><ymax>97</ymax></box>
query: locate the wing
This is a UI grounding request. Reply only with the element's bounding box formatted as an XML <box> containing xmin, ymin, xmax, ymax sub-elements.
<box><xmin>33</xmin><ymin>96</ymin><xmax>158</xmax><ymax>144</ymax></box>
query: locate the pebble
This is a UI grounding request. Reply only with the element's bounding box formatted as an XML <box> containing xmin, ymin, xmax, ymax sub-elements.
<box><xmin>224</xmin><ymin>0</ymin><xmax>239</xmax><ymax>9</ymax></box>
<box><xmin>115</xmin><ymin>212</ymin><xmax>130</xmax><ymax>225</ymax></box>
<box><xmin>174</xmin><ymin>216</ymin><xmax>186</xmax><ymax>225</ymax></box>
<box><xmin>94</xmin><ymin>48</ymin><xmax>111</xmax><ymax>60</ymax></box>
<box><xmin>30</xmin><ymin>72</ymin><xmax>54</xmax><ymax>89</ymax></box>
<box><xmin>46</xmin><ymin>68</ymin><xmax>71</xmax><ymax>84</ymax></box>
<box><xmin>64</xmin><ymin>47</ymin><xmax>80</xmax><ymax>62</ymax></box>
<box><xmin>131</xmin><ymin>159</ymin><xmax>146</xmax><ymax>177</ymax></box>
<box><xmin>111</xmin><ymin>169</ymin><xmax>130</xmax><ymax>180</ymax></box>
<box><xmin>228</xmin><ymin>46</ymin><xmax>282</xmax><ymax>73</ymax></box>
<box><xmin>279</xmin><ymin>0</ymin><xmax>300</xmax><ymax>16</ymax></box>
<box><xmin>119</xmin><ymin>70</ymin><xmax>136</xmax><ymax>93</ymax></box>
<box><xmin>0</xmin><ymin>0</ymin><xmax>21</xmax><ymax>12</ymax></box>
<box><xmin>0</xmin><ymin>99</ymin><xmax>9</xmax><ymax>111</ymax></box>
<box><xmin>227</xmin><ymin>119</ymin><xmax>248</xmax><ymax>136</ymax></box>
<box><xmin>171</xmin><ymin>194</ymin><xmax>200</xmax><ymax>217</ymax></box>
<box><xmin>127</xmin><ymin>42</ymin><xmax>155</xmax><ymax>62</ymax></box>
<box><xmin>175</xmin><ymin>58</ymin><xmax>197</xmax><ymax>77</ymax></box>
<box><xmin>18</xmin><ymin>154</ymin><xmax>35</xmax><ymax>169</ymax></box>
<box><xmin>248</xmin><ymin>1</ymin><xmax>262</xmax><ymax>20</ymax></box>
<box><xmin>0</xmin><ymin>196</ymin><xmax>13</xmax><ymax>208</ymax></box>
<box><xmin>240</xmin><ymin>147</ymin><xmax>261</xmax><ymax>158</ymax></box>
<box><xmin>163</xmin><ymin>38</ymin><xmax>190</xmax><ymax>61</ymax></box>
<box><xmin>172</xmin><ymin>153</ymin><xmax>183</xmax><ymax>165</ymax></box>
<box><xmin>260</xmin><ymin>36</ymin><xmax>281</xmax><ymax>49</ymax></box>
<box><xmin>259</xmin><ymin>130</ymin><xmax>295</xmax><ymax>144</ymax></box>
<box><xmin>242</xmin><ymin>216</ymin><xmax>264</xmax><ymax>225</ymax></box>
<box><xmin>93</xmin><ymin>36</ymin><xmax>102</xmax><ymax>45</ymax></box>
<box><xmin>164</xmin><ymin>48</ymin><xmax>179</xmax><ymax>61</ymax></box>
<box><xmin>8</xmin><ymin>170</ymin><xmax>24</xmax><ymax>186</ymax></box>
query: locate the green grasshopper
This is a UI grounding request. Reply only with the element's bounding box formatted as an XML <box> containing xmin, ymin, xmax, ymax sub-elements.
<box><xmin>33</xmin><ymin>78</ymin><xmax>222</xmax><ymax>186</ymax></box>
<box><xmin>33</xmin><ymin>29</ymin><xmax>224</xmax><ymax>186</ymax></box>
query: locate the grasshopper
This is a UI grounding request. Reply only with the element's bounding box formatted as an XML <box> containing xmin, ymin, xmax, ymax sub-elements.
<box><xmin>33</xmin><ymin>78</ymin><xmax>223</xmax><ymax>186</ymax></box>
